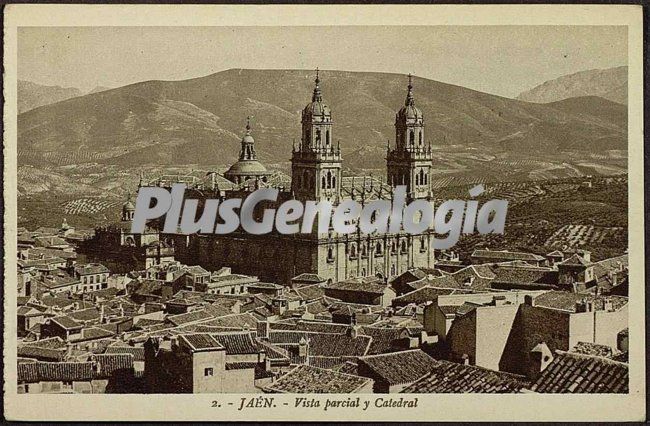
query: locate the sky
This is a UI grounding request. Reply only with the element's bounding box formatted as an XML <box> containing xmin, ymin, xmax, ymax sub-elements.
<box><xmin>18</xmin><ymin>26</ymin><xmax>627</xmax><ymax>98</ymax></box>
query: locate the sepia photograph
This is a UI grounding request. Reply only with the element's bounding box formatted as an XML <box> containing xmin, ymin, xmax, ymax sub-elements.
<box><xmin>3</xmin><ymin>4</ymin><xmax>645</xmax><ymax>422</ymax></box>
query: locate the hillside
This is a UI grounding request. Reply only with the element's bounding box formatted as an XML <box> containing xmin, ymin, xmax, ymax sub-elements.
<box><xmin>18</xmin><ymin>69</ymin><xmax>627</xmax><ymax>168</ymax></box>
<box><xmin>18</xmin><ymin>80</ymin><xmax>83</xmax><ymax>114</ymax></box>
<box><xmin>516</xmin><ymin>66</ymin><xmax>627</xmax><ymax>105</ymax></box>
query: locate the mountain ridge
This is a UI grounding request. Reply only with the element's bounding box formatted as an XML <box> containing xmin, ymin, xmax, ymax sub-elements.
<box><xmin>18</xmin><ymin>68</ymin><xmax>627</xmax><ymax>169</ymax></box>
<box><xmin>516</xmin><ymin>66</ymin><xmax>627</xmax><ymax>105</ymax></box>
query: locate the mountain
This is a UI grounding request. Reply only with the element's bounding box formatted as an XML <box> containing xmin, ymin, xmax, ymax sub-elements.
<box><xmin>516</xmin><ymin>66</ymin><xmax>627</xmax><ymax>104</ymax></box>
<box><xmin>18</xmin><ymin>69</ymin><xmax>627</xmax><ymax>168</ymax></box>
<box><xmin>18</xmin><ymin>80</ymin><xmax>83</xmax><ymax>114</ymax></box>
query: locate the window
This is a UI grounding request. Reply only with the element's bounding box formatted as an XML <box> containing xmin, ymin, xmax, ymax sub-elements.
<box><xmin>326</xmin><ymin>130</ymin><xmax>330</xmax><ymax>146</ymax></box>
<box><xmin>327</xmin><ymin>247</ymin><xmax>335</xmax><ymax>262</ymax></box>
<box><xmin>409</xmin><ymin>131</ymin><xmax>415</xmax><ymax>145</ymax></box>
<box><xmin>419</xmin><ymin>132</ymin><xmax>423</xmax><ymax>146</ymax></box>
<box><xmin>204</xmin><ymin>367</ymin><xmax>214</xmax><ymax>377</ymax></box>
<box><xmin>349</xmin><ymin>244</ymin><xmax>357</xmax><ymax>259</ymax></box>
<box><xmin>400</xmin><ymin>240</ymin><xmax>408</xmax><ymax>254</ymax></box>
<box><xmin>375</xmin><ymin>242</ymin><xmax>383</xmax><ymax>256</ymax></box>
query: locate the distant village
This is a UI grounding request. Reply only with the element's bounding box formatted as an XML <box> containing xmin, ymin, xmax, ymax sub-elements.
<box><xmin>16</xmin><ymin>216</ymin><xmax>629</xmax><ymax>394</ymax></box>
<box><xmin>16</xmin><ymin>74</ymin><xmax>629</xmax><ymax>395</ymax></box>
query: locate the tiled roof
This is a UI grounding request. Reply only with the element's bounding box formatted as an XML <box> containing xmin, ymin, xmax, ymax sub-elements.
<box><xmin>104</xmin><ymin>346</ymin><xmax>146</xmax><ymax>362</ymax></box>
<box><xmin>307</xmin><ymin>356</ymin><xmax>349</xmax><ymax>370</ymax></box>
<box><xmin>267</xmin><ymin>331</ymin><xmax>372</xmax><ymax>357</ymax></box>
<box><xmin>570</xmin><ymin>342</ymin><xmax>614</xmax><ymax>358</ymax></box>
<box><xmin>17</xmin><ymin>346</ymin><xmax>66</xmax><ymax>362</ymax></box>
<box><xmin>490</xmin><ymin>265</ymin><xmax>558</xmax><ymax>287</ymax></box>
<box><xmin>392</xmin><ymin>286</ymin><xmax>456</xmax><ymax>306</ymax></box>
<box><xmin>51</xmin><ymin>315</ymin><xmax>83</xmax><ymax>330</ymax></box>
<box><xmin>212</xmin><ymin>332</ymin><xmax>259</xmax><ymax>355</ymax></box>
<box><xmin>74</xmin><ymin>263</ymin><xmax>110</xmax><ymax>275</ymax></box>
<box><xmin>264</xmin><ymin>365</ymin><xmax>371</xmax><ymax>393</ymax></box>
<box><xmin>18</xmin><ymin>362</ymin><xmax>93</xmax><ymax>383</ymax></box>
<box><xmin>68</xmin><ymin>308</ymin><xmax>101</xmax><ymax>322</ymax></box>
<box><xmin>199</xmin><ymin>313</ymin><xmax>259</xmax><ymax>330</ymax></box>
<box><xmin>402</xmin><ymin>360</ymin><xmax>529</xmax><ymax>393</ymax></box>
<box><xmin>531</xmin><ymin>351</ymin><xmax>628</xmax><ymax>393</ymax></box>
<box><xmin>559</xmin><ymin>254</ymin><xmax>592</xmax><ymax>267</ymax></box>
<box><xmin>291</xmin><ymin>273</ymin><xmax>327</xmax><ymax>283</ymax></box>
<box><xmin>326</xmin><ymin>278</ymin><xmax>386</xmax><ymax>295</ymax></box>
<box><xmin>471</xmin><ymin>249</ymin><xmax>545</xmax><ymax>262</ymax></box>
<box><xmin>359</xmin><ymin>326</ymin><xmax>409</xmax><ymax>355</ymax></box>
<box><xmin>91</xmin><ymin>353</ymin><xmax>135</xmax><ymax>379</ymax></box>
<box><xmin>179</xmin><ymin>334</ymin><xmax>224</xmax><ymax>351</ymax></box>
<box><xmin>359</xmin><ymin>350</ymin><xmax>438</xmax><ymax>386</ymax></box>
<box><xmin>167</xmin><ymin>305</ymin><xmax>231</xmax><ymax>326</ymax></box>
<box><xmin>533</xmin><ymin>291</ymin><xmax>628</xmax><ymax>313</ymax></box>
<box><xmin>71</xmin><ymin>327</ymin><xmax>115</xmax><ymax>342</ymax></box>
<box><xmin>37</xmin><ymin>296</ymin><xmax>76</xmax><ymax>309</ymax></box>
<box><xmin>256</xmin><ymin>339</ymin><xmax>291</xmax><ymax>361</ymax></box>
<box><xmin>293</xmin><ymin>284</ymin><xmax>326</xmax><ymax>301</ymax></box>
<box><xmin>593</xmin><ymin>255</ymin><xmax>628</xmax><ymax>280</ymax></box>
<box><xmin>336</xmin><ymin>361</ymin><xmax>359</xmax><ymax>376</ymax></box>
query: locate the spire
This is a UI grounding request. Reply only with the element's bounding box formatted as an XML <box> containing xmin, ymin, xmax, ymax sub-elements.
<box><xmin>405</xmin><ymin>73</ymin><xmax>415</xmax><ymax>106</ymax></box>
<box><xmin>245</xmin><ymin>115</ymin><xmax>252</xmax><ymax>134</ymax></box>
<box><xmin>312</xmin><ymin>67</ymin><xmax>322</xmax><ymax>102</ymax></box>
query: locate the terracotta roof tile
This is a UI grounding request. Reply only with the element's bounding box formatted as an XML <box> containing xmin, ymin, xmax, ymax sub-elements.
<box><xmin>358</xmin><ymin>350</ymin><xmax>438</xmax><ymax>385</ymax></box>
<box><xmin>264</xmin><ymin>365</ymin><xmax>371</xmax><ymax>393</ymax></box>
<box><xmin>531</xmin><ymin>351</ymin><xmax>628</xmax><ymax>393</ymax></box>
<box><xmin>402</xmin><ymin>360</ymin><xmax>529</xmax><ymax>393</ymax></box>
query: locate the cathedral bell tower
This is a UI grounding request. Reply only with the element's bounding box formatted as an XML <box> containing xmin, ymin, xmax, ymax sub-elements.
<box><xmin>291</xmin><ymin>69</ymin><xmax>342</xmax><ymax>203</ymax></box>
<box><xmin>387</xmin><ymin>74</ymin><xmax>433</xmax><ymax>200</ymax></box>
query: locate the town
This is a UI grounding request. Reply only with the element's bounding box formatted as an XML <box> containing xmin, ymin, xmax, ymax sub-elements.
<box><xmin>16</xmin><ymin>73</ymin><xmax>629</xmax><ymax>395</ymax></box>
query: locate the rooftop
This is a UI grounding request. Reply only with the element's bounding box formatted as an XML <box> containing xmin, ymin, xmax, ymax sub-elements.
<box><xmin>531</xmin><ymin>351</ymin><xmax>628</xmax><ymax>393</ymax></box>
<box><xmin>264</xmin><ymin>365</ymin><xmax>371</xmax><ymax>393</ymax></box>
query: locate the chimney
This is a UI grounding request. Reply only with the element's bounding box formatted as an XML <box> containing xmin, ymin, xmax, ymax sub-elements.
<box><xmin>298</xmin><ymin>337</ymin><xmax>309</xmax><ymax>358</ymax></box>
<box><xmin>529</xmin><ymin>342</ymin><xmax>554</xmax><ymax>380</ymax></box>
<box><xmin>603</xmin><ymin>297</ymin><xmax>613</xmax><ymax>312</ymax></box>
<box><xmin>461</xmin><ymin>354</ymin><xmax>470</xmax><ymax>365</ymax></box>
<box><xmin>524</xmin><ymin>295</ymin><xmax>535</xmax><ymax>307</ymax></box>
<box><xmin>492</xmin><ymin>295</ymin><xmax>507</xmax><ymax>306</ymax></box>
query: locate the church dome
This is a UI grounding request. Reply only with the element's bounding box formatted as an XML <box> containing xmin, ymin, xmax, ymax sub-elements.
<box><xmin>225</xmin><ymin>160</ymin><xmax>268</xmax><ymax>176</ymax></box>
<box><xmin>397</xmin><ymin>74</ymin><xmax>422</xmax><ymax>120</ymax></box>
<box><xmin>303</xmin><ymin>69</ymin><xmax>331</xmax><ymax>118</ymax></box>
<box><xmin>123</xmin><ymin>199</ymin><xmax>135</xmax><ymax>211</ymax></box>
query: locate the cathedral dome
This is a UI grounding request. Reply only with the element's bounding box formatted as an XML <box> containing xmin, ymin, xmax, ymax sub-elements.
<box><xmin>303</xmin><ymin>69</ymin><xmax>331</xmax><ymax>118</ymax></box>
<box><xmin>123</xmin><ymin>199</ymin><xmax>135</xmax><ymax>211</ymax></box>
<box><xmin>397</xmin><ymin>74</ymin><xmax>422</xmax><ymax>120</ymax></box>
<box><xmin>225</xmin><ymin>160</ymin><xmax>268</xmax><ymax>176</ymax></box>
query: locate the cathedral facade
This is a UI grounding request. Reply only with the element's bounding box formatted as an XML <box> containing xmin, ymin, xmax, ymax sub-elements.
<box><xmin>90</xmin><ymin>72</ymin><xmax>436</xmax><ymax>285</ymax></box>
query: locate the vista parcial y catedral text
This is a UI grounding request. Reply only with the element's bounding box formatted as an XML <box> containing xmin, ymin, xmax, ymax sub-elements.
<box><xmin>130</xmin><ymin>184</ymin><xmax>508</xmax><ymax>250</ymax></box>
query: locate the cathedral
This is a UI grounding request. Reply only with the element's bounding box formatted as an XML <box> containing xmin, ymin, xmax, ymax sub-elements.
<box><xmin>90</xmin><ymin>71</ymin><xmax>436</xmax><ymax>284</ymax></box>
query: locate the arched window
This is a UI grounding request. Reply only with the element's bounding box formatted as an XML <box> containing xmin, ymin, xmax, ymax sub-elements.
<box><xmin>419</xmin><ymin>169</ymin><xmax>425</xmax><ymax>186</ymax></box>
<box><xmin>350</xmin><ymin>243</ymin><xmax>357</xmax><ymax>258</ymax></box>
<box><xmin>332</xmin><ymin>175</ymin><xmax>336</xmax><ymax>189</ymax></box>
<box><xmin>401</xmin><ymin>240</ymin><xmax>407</xmax><ymax>254</ymax></box>
<box><xmin>391</xmin><ymin>240</ymin><xmax>397</xmax><ymax>253</ymax></box>
<box><xmin>326</xmin><ymin>170</ymin><xmax>332</xmax><ymax>188</ymax></box>
<box><xmin>316</xmin><ymin>128</ymin><xmax>321</xmax><ymax>144</ymax></box>
<box><xmin>419</xmin><ymin>131</ymin><xmax>423</xmax><ymax>146</ymax></box>
<box><xmin>410</xmin><ymin>131</ymin><xmax>415</xmax><ymax>145</ymax></box>
<box><xmin>375</xmin><ymin>242</ymin><xmax>383</xmax><ymax>255</ymax></box>
<box><xmin>326</xmin><ymin>129</ymin><xmax>330</xmax><ymax>146</ymax></box>
<box><xmin>327</xmin><ymin>246</ymin><xmax>335</xmax><ymax>261</ymax></box>
<box><xmin>321</xmin><ymin>175</ymin><xmax>326</xmax><ymax>189</ymax></box>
